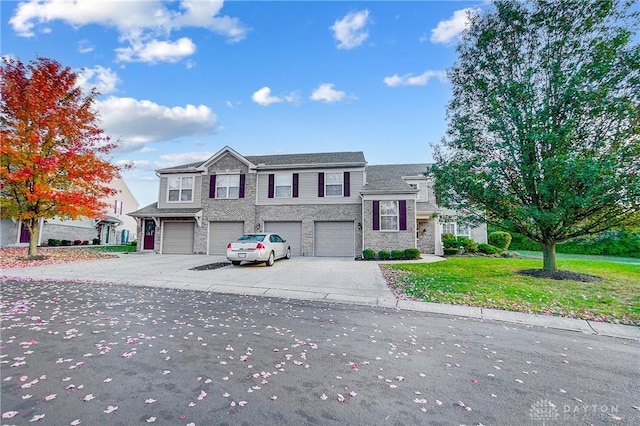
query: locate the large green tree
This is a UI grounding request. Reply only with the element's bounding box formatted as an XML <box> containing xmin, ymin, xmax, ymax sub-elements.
<box><xmin>431</xmin><ymin>0</ymin><xmax>640</xmax><ymax>272</ymax></box>
<box><xmin>1</xmin><ymin>57</ymin><xmax>122</xmax><ymax>257</ymax></box>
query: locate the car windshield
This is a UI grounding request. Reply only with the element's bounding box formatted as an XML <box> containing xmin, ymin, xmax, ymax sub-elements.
<box><xmin>237</xmin><ymin>234</ymin><xmax>266</xmax><ymax>242</ymax></box>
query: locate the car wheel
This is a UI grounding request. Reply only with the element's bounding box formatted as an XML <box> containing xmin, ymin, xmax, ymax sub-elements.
<box><xmin>285</xmin><ymin>247</ymin><xmax>291</xmax><ymax>259</ymax></box>
<box><xmin>266</xmin><ymin>251</ymin><xmax>275</xmax><ymax>267</ymax></box>
<box><xmin>231</xmin><ymin>261</ymin><xmax>241</xmax><ymax>266</ymax></box>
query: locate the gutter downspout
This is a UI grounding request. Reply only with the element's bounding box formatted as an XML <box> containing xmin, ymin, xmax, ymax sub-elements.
<box><xmin>360</xmin><ymin>193</ymin><xmax>365</xmax><ymax>257</ymax></box>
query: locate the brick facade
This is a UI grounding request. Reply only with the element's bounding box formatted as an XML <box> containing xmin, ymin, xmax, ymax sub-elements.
<box><xmin>129</xmin><ymin>146</ymin><xmax>487</xmax><ymax>257</ymax></box>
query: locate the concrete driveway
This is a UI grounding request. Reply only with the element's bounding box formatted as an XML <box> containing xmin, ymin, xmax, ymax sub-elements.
<box><xmin>1</xmin><ymin>253</ymin><xmax>398</xmax><ymax>305</ymax></box>
<box><xmin>4</xmin><ymin>252</ymin><xmax>638</xmax><ymax>340</ymax></box>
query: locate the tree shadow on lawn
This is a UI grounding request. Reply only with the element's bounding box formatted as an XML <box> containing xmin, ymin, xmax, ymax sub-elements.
<box><xmin>517</xmin><ymin>269</ymin><xmax>604</xmax><ymax>283</ymax></box>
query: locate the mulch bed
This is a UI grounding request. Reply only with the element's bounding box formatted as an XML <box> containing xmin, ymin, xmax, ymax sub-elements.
<box><xmin>516</xmin><ymin>269</ymin><xmax>604</xmax><ymax>283</ymax></box>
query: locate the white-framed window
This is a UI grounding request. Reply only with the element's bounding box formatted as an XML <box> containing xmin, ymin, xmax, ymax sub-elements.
<box><xmin>113</xmin><ymin>200</ymin><xmax>123</xmax><ymax>215</ymax></box>
<box><xmin>325</xmin><ymin>172</ymin><xmax>343</xmax><ymax>196</ymax></box>
<box><xmin>275</xmin><ymin>173</ymin><xmax>292</xmax><ymax>198</ymax></box>
<box><xmin>168</xmin><ymin>176</ymin><xmax>194</xmax><ymax>202</ymax></box>
<box><xmin>442</xmin><ymin>222</ymin><xmax>471</xmax><ymax>237</ymax></box>
<box><xmin>442</xmin><ymin>222</ymin><xmax>456</xmax><ymax>235</ymax></box>
<box><xmin>216</xmin><ymin>174</ymin><xmax>240</xmax><ymax>199</ymax></box>
<box><xmin>405</xmin><ymin>179</ymin><xmax>428</xmax><ymax>201</ymax></box>
<box><xmin>457</xmin><ymin>223</ymin><xmax>471</xmax><ymax>237</ymax></box>
<box><xmin>380</xmin><ymin>200</ymin><xmax>398</xmax><ymax>231</ymax></box>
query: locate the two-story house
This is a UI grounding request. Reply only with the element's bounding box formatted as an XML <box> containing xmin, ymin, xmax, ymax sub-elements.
<box><xmin>128</xmin><ymin>146</ymin><xmax>486</xmax><ymax>257</ymax></box>
<box><xmin>0</xmin><ymin>176</ymin><xmax>140</xmax><ymax>247</ymax></box>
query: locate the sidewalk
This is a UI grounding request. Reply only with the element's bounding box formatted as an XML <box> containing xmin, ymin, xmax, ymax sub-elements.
<box><xmin>2</xmin><ymin>253</ymin><xmax>638</xmax><ymax>341</ymax></box>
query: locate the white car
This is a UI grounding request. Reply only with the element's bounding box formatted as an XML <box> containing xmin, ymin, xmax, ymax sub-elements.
<box><xmin>226</xmin><ymin>233</ymin><xmax>291</xmax><ymax>266</ymax></box>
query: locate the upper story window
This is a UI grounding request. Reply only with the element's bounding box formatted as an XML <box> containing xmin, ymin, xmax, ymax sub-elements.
<box><xmin>325</xmin><ymin>172</ymin><xmax>343</xmax><ymax>196</ymax></box>
<box><xmin>275</xmin><ymin>174</ymin><xmax>292</xmax><ymax>198</ymax></box>
<box><xmin>405</xmin><ymin>179</ymin><xmax>428</xmax><ymax>201</ymax></box>
<box><xmin>318</xmin><ymin>172</ymin><xmax>350</xmax><ymax>197</ymax></box>
<box><xmin>216</xmin><ymin>174</ymin><xmax>240</xmax><ymax>199</ymax></box>
<box><xmin>380</xmin><ymin>200</ymin><xmax>398</xmax><ymax>231</ymax></box>
<box><xmin>268</xmin><ymin>173</ymin><xmax>298</xmax><ymax>198</ymax></box>
<box><xmin>168</xmin><ymin>176</ymin><xmax>194</xmax><ymax>202</ymax></box>
<box><xmin>113</xmin><ymin>200</ymin><xmax>123</xmax><ymax>215</ymax></box>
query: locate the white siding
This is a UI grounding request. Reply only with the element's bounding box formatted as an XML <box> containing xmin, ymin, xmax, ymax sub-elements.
<box><xmin>256</xmin><ymin>170</ymin><xmax>364</xmax><ymax>205</ymax></box>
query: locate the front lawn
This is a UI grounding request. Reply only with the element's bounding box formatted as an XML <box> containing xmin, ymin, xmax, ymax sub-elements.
<box><xmin>382</xmin><ymin>257</ymin><xmax>640</xmax><ymax>325</ymax></box>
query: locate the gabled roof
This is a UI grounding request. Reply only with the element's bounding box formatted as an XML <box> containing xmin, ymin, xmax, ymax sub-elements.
<box><xmin>246</xmin><ymin>151</ymin><xmax>366</xmax><ymax>168</ymax></box>
<box><xmin>128</xmin><ymin>202</ymin><xmax>202</xmax><ymax>217</ymax></box>
<box><xmin>363</xmin><ymin>164</ymin><xmax>429</xmax><ymax>192</ymax></box>
<box><xmin>156</xmin><ymin>146</ymin><xmax>366</xmax><ymax>174</ymax></box>
<box><xmin>157</xmin><ymin>161</ymin><xmax>204</xmax><ymax>173</ymax></box>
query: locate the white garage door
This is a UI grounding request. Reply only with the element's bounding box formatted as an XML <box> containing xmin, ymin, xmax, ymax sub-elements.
<box><xmin>265</xmin><ymin>221</ymin><xmax>302</xmax><ymax>256</ymax></box>
<box><xmin>162</xmin><ymin>222</ymin><xmax>194</xmax><ymax>254</ymax></box>
<box><xmin>314</xmin><ymin>221</ymin><xmax>354</xmax><ymax>257</ymax></box>
<box><xmin>209</xmin><ymin>221</ymin><xmax>244</xmax><ymax>255</ymax></box>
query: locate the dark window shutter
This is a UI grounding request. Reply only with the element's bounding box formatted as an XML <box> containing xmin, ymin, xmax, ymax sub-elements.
<box><xmin>343</xmin><ymin>171</ymin><xmax>350</xmax><ymax>197</ymax></box>
<box><xmin>293</xmin><ymin>173</ymin><xmax>299</xmax><ymax>198</ymax></box>
<box><xmin>209</xmin><ymin>175</ymin><xmax>216</xmax><ymax>198</ymax></box>
<box><xmin>318</xmin><ymin>173</ymin><xmax>324</xmax><ymax>197</ymax></box>
<box><xmin>373</xmin><ymin>201</ymin><xmax>380</xmax><ymax>231</ymax></box>
<box><xmin>268</xmin><ymin>174</ymin><xmax>275</xmax><ymax>198</ymax></box>
<box><xmin>239</xmin><ymin>174</ymin><xmax>245</xmax><ymax>198</ymax></box>
<box><xmin>399</xmin><ymin>200</ymin><xmax>407</xmax><ymax>230</ymax></box>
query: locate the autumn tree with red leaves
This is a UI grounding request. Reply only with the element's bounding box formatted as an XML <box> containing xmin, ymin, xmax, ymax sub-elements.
<box><xmin>1</xmin><ymin>57</ymin><xmax>123</xmax><ymax>257</ymax></box>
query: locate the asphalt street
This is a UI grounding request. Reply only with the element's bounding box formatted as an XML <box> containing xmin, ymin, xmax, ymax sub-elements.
<box><xmin>1</xmin><ymin>279</ymin><xmax>638</xmax><ymax>425</ymax></box>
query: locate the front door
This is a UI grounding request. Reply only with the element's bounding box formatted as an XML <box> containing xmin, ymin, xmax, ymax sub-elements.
<box><xmin>143</xmin><ymin>220</ymin><xmax>155</xmax><ymax>250</ymax></box>
<box><xmin>19</xmin><ymin>222</ymin><xmax>31</xmax><ymax>243</ymax></box>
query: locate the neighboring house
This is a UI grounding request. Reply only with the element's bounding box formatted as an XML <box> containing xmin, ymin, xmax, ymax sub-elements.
<box><xmin>0</xmin><ymin>177</ymin><xmax>140</xmax><ymax>247</ymax></box>
<box><xmin>129</xmin><ymin>146</ymin><xmax>486</xmax><ymax>257</ymax></box>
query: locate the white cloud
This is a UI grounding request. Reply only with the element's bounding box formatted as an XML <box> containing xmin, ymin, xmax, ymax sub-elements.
<box><xmin>383</xmin><ymin>70</ymin><xmax>447</xmax><ymax>87</ymax></box>
<box><xmin>115</xmin><ymin>37</ymin><xmax>196</xmax><ymax>63</ymax></box>
<box><xmin>9</xmin><ymin>0</ymin><xmax>248</xmax><ymax>63</ymax></box>
<box><xmin>120</xmin><ymin>151</ymin><xmax>214</xmax><ymax>173</ymax></box>
<box><xmin>251</xmin><ymin>87</ymin><xmax>299</xmax><ymax>106</ymax></box>
<box><xmin>76</xmin><ymin>66</ymin><xmax>119</xmax><ymax>94</ymax></box>
<box><xmin>330</xmin><ymin>10</ymin><xmax>370</xmax><ymax>50</ymax></box>
<box><xmin>78</xmin><ymin>39</ymin><xmax>94</xmax><ymax>54</ymax></box>
<box><xmin>95</xmin><ymin>96</ymin><xmax>216</xmax><ymax>151</ymax></box>
<box><xmin>252</xmin><ymin>87</ymin><xmax>283</xmax><ymax>106</ymax></box>
<box><xmin>310</xmin><ymin>83</ymin><xmax>349</xmax><ymax>103</ymax></box>
<box><xmin>430</xmin><ymin>8</ymin><xmax>479</xmax><ymax>45</ymax></box>
<box><xmin>159</xmin><ymin>151</ymin><xmax>216</xmax><ymax>165</ymax></box>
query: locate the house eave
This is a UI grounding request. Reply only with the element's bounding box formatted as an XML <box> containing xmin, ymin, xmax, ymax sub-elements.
<box><xmin>360</xmin><ymin>189</ymin><xmax>418</xmax><ymax>196</ymax></box>
<box><xmin>128</xmin><ymin>211</ymin><xmax>202</xmax><ymax>218</ymax></box>
<box><xmin>254</xmin><ymin>162</ymin><xmax>367</xmax><ymax>171</ymax></box>
<box><xmin>156</xmin><ymin>169</ymin><xmax>203</xmax><ymax>176</ymax></box>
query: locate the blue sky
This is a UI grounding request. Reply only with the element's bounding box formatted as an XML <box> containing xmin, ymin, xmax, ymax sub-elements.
<box><xmin>2</xmin><ymin>0</ymin><xmax>489</xmax><ymax>207</ymax></box>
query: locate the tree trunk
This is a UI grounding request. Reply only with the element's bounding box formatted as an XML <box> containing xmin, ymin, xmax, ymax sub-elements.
<box><xmin>27</xmin><ymin>219</ymin><xmax>39</xmax><ymax>257</ymax></box>
<box><xmin>542</xmin><ymin>241</ymin><xmax>557</xmax><ymax>272</ymax></box>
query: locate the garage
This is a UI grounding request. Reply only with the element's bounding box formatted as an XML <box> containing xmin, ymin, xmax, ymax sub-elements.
<box><xmin>209</xmin><ymin>221</ymin><xmax>244</xmax><ymax>255</ymax></box>
<box><xmin>162</xmin><ymin>222</ymin><xmax>195</xmax><ymax>254</ymax></box>
<box><xmin>265</xmin><ymin>221</ymin><xmax>302</xmax><ymax>256</ymax></box>
<box><xmin>314</xmin><ymin>221</ymin><xmax>354</xmax><ymax>257</ymax></box>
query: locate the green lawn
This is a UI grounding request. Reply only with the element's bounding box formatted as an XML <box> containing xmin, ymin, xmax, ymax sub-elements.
<box><xmin>382</xmin><ymin>256</ymin><xmax>640</xmax><ymax>325</ymax></box>
<box><xmin>86</xmin><ymin>244</ymin><xmax>137</xmax><ymax>253</ymax></box>
<box><xmin>515</xmin><ymin>250</ymin><xmax>640</xmax><ymax>265</ymax></box>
